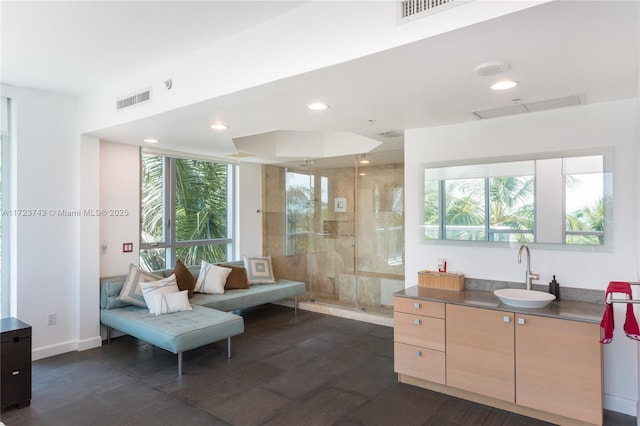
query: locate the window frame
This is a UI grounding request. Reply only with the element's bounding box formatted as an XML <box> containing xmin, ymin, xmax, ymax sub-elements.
<box><xmin>140</xmin><ymin>151</ymin><xmax>237</xmax><ymax>269</ymax></box>
<box><xmin>0</xmin><ymin>96</ymin><xmax>12</xmax><ymax>317</ymax></box>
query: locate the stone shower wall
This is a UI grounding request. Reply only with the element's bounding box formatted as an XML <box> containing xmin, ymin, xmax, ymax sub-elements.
<box><xmin>261</xmin><ymin>162</ymin><xmax>405</xmax><ymax>308</ymax></box>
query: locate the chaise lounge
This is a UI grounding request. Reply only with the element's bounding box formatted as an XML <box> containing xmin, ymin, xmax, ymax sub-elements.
<box><xmin>99</xmin><ymin>260</ymin><xmax>306</xmax><ymax>374</ymax></box>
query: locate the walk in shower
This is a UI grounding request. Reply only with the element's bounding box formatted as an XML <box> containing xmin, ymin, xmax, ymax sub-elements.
<box><xmin>262</xmin><ymin>152</ymin><xmax>404</xmax><ymax>318</ymax></box>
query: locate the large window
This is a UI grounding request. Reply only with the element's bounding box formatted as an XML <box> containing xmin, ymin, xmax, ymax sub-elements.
<box><xmin>140</xmin><ymin>152</ymin><xmax>236</xmax><ymax>270</ymax></box>
<box><xmin>1</xmin><ymin>97</ymin><xmax>11</xmax><ymax>317</ymax></box>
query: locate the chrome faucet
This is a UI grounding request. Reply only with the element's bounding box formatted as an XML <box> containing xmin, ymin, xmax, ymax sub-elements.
<box><xmin>517</xmin><ymin>244</ymin><xmax>540</xmax><ymax>290</ymax></box>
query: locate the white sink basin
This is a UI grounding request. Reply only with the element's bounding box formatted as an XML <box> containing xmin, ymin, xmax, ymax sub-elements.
<box><xmin>493</xmin><ymin>288</ymin><xmax>556</xmax><ymax>308</ymax></box>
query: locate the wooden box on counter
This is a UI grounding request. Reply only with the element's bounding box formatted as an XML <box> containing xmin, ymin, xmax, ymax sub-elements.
<box><xmin>418</xmin><ymin>270</ymin><xmax>465</xmax><ymax>291</ymax></box>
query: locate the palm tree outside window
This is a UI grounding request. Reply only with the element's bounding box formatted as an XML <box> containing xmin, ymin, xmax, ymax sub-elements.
<box><xmin>140</xmin><ymin>153</ymin><xmax>235</xmax><ymax>270</ymax></box>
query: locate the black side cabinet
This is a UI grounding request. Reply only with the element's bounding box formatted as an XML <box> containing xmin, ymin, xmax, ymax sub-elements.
<box><xmin>1</xmin><ymin>317</ymin><xmax>32</xmax><ymax>409</ymax></box>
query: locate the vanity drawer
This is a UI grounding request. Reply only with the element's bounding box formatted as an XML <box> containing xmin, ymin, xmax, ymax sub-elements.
<box><xmin>394</xmin><ymin>342</ymin><xmax>445</xmax><ymax>385</ymax></box>
<box><xmin>394</xmin><ymin>297</ymin><xmax>444</xmax><ymax>318</ymax></box>
<box><xmin>394</xmin><ymin>311</ymin><xmax>445</xmax><ymax>351</ymax></box>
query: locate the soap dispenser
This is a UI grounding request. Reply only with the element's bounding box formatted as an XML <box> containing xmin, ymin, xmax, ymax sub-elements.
<box><xmin>549</xmin><ymin>275</ymin><xmax>560</xmax><ymax>300</ymax></box>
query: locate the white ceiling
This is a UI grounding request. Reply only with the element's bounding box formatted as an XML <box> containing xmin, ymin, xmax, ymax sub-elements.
<box><xmin>1</xmin><ymin>1</ymin><xmax>307</xmax><ymax>96</ymax></box>
<box><xmin>2</xmin><ymin>1</ymin><xmax>639</xmax><ymax>167</ymax></box>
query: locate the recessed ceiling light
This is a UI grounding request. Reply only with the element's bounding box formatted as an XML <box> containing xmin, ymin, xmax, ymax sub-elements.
<box><xmin>143</xmin><ymin>138</ymin><xmax>159</xmax><ymax>144</ymax></box>
<box><xmin>491</xmin><ymin>80</ymin><xmax>519</xmax><ymax>91</ymax></box>
<box><xmin>307</xmin><ymin>102</ymin><xmax>329</xmax><ymax>111</ymax></box>
<box><xmin>210</xmin><ymin>123</ymin><xmax>229</xmax><ymax>130</ymax></box>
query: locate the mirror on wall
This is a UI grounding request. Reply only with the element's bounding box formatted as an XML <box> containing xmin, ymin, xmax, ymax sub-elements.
<box><xmin>422</xmin><ymin>153</ymin><xmax>611</xmax><ymax>246</ymax></box>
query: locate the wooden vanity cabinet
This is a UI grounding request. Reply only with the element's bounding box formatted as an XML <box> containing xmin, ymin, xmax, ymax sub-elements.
<box><xmin>446</xmin><ymin>304</ymin><xmax>515</xmax><ymax>402</ymax></box>
<box><xmin>393</xmin><ymin>297</ymin><xmax>446</xmax><ymax>384</ymax></box>
<box><xmin>515</xmin><ymin>314</ymin><xmax>602</xmax><ymax>425</ymax></box>
<box><xmin>445</xmin><ymin>304</ymin><xmax>602</xmax><ymax>425</ymax></box>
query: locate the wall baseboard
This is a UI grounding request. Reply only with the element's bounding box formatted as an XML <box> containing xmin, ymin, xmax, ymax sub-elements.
<box><xmin>32</xmin><ymin>335</ymin><xmax>102</xmax><ymax>361</ymax></box>
<box><xmin>77</xmin><ymin>336</ymin><xmax>102</xmax><ymax>352</ymax></box>
<box><xmin>603</xmin><ymin>393</ymin><xmax>637</xmax><ymax>417</ymax></box>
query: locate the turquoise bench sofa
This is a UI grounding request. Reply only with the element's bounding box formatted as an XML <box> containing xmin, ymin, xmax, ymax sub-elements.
<box><xmin>99</xmin><ymin>264</ymin><xmax>306</xmax><ymax>375</ymax></box>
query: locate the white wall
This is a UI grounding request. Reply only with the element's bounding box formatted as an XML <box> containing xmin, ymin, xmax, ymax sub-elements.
<box><xmin>405</xmin><ymin>98</ymin><xmax>639</xmax><ymax>415</ymax></box>
<box><xmin>78</xmin><ymin>135</ymin><xmax>101</xmax><ymax>351</ymax></box>
<box><xmin>237</xmin><ymin>163</ymin><xmax>262</xmax><ymax>258</ymax></box>
<box><xmin>11</xmin><ymin>87</ymin><xmax>101</xmax><ymax>359</ymax></box>
<box><xmin>99</xmin><ymin>142</ymin><xmax>140</xmax><ymax>276</ymax></box>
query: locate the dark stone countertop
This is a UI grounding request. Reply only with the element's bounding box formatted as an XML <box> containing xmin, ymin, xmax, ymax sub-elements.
<box><xmin>394</xmin><ymin>286</ymin><xmax>604</xmax><ymax>324</ymax></box>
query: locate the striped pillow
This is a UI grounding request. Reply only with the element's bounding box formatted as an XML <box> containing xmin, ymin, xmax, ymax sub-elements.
<box><xmin>195</xmin><ymin>261</ymin><xmax>231</xmax><ymax>294</ymax></box>
<box><xmin>153</xmin><ymin>290</ymin><xmax>192</xmax><ymax>316</ymax></box>
<box><xmin>139</xmin><ymin>274</ymin><xmax>179</xmax><ymax>314</ymax></box>
<box><xmin>118</xmin><ymin>264</ymin><xmax>163</xmax><ymax>308</ymax></box>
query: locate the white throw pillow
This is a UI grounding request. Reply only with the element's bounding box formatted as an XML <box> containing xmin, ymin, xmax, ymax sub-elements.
<box><xmin>195</xmin><ymin>261</ymin><xmax>231</xmax><ymax>294</ymax></box>
<box><xmin>153</xmin><ymin>290</ymin><xmax>192</xmax><ymax>316</ymax></box>
<box><xmin>118</xmin><ymin>264</ymin><xmax>163</xmax><ymax>307</ymax></box>
<box><xmin>139</xmin><ymin>274</ymin><xmax>179</xmax><ymax>314</ymax></box>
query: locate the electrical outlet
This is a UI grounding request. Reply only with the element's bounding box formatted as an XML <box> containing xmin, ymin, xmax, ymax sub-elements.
<box><xmin>47</xmin><ymin>313</ymin><xmax>56</xmax><ymax>326</ymax></box>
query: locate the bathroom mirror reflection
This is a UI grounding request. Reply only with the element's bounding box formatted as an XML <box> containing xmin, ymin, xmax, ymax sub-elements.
<box><xmin>422</xmin><ymin>153</ymin><xmax>611</xmax><ymax>246</ymax></box>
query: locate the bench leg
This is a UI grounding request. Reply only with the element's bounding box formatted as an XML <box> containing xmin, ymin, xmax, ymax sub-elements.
<box><xmin>227</xmin><ymin>337</ymin><xmax>232</xmax><ymax>359</ymax></box>
<box><xmin>107</xmin><ymin>326</ymin><xmax>112</xmax><ymax>343</ymax></box>
<box><xmin>294</xmin><ymin>297</ymin><xmax>298</xmax><ymax>312</ymax></box>
<box><xmin>178</xmin><ymin>352</ymin><xmax>183</xmax><ymax>376</ymax></box>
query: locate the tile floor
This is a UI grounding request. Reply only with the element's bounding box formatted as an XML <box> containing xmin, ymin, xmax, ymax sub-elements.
<box><xmin>0</xmin><ymin>304</ymin><xmax>635</xmax><ymax>426</ymax></box>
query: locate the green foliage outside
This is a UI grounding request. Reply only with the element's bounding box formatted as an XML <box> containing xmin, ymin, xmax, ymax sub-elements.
<box><xmin>140</xmin><ymin>155</ymin><xmax>229</xmax><ymax>270</ymax></box>
<box><xmin>424</xmin><ymin>174</ymin><xmax>603</xmax><ymax>245</ymax></box>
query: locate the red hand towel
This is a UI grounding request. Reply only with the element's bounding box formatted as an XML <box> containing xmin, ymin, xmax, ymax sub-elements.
<box><xmin>600</xmin><ymin>281</ymin><xmax>640</xmax><ymax>344</ymax></box>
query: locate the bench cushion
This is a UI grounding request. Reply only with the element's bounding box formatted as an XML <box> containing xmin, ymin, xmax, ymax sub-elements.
<box><xmin>100</xmin><ymin>304</ymin><xmax>244</xmax><ymax>354</ymax></box>
<box><xmin>190</xmin><ymin>280</ymin><xmax>306</xmax><ymax>311</ymax></box>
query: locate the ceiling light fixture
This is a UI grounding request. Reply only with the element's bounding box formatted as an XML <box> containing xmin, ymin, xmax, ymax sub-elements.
<box><xmin>491</xmin><ymin>80</ymin><xmax>519</xmax><ymax>91</ymax></box>
<box><xmin>307</xmin><ymin>102</ymin><xmax>329</xmax><ymax>111</ymax></box>
<box><xmin>359</xmin><ymin>154</ymin><xmax>370</xmax><ymax>164</ymax></box>
<box><xmin>210</xmin><ymin>123</ymin><xmax>229</xmax><ymax>130</ymax></box>
<box><xmin>143</xmin><ymin>138</ymin><xmax>159</xmax><ymax>144</ymax></box>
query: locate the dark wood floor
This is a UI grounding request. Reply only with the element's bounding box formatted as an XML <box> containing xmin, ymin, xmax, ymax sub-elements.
<box><xmin>1</xmin><ymin>304</ymin><xmax>635</xmax><ymax>426</ymax></box>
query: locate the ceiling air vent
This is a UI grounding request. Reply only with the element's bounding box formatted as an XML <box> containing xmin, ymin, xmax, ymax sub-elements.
<box><xmin>116</xmin><ymin>88</ymin><xmax>151</xmax><ymax>111</ymax></box>
<box><xmin>377</xmin><ymin>130</ymin><xmax>404</xmax><ymax>139</ymax></box>
<box><xmin>224</xmin><ymin>152</ymin><xmax>256</xmax><ymax>159</ymax></box>
<box><xmin>472</xmin><ymin>95</ymin><xmax>583</xmax><ymax>120</ymax></box>
<box><xmin>399</xmin><ymin>0</ymin><xmax>471</xmax><ymax>21</ymax></box>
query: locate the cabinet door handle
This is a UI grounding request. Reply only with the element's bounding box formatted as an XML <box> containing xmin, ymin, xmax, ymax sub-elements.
<box><xmin>414</xmin><ymin>350</ymin><xmax>421</xmax><ymax>357</ymax></box>
<box><xmin>503</xmin><ymin>316</ymin><xmax>511</xmax><ymax>323</ymax></box>
<box><xmin>414</xmin><ymin>303</ymin><xmax>420</xmax><ymax>309</ymax></box>
<box><xmin>518</xmin><ymin>318</ymin><xmax>526</xmax><ymax>325</ymax></box>
<box><xmin>12</xmin><ymin>370</ymin><xmax>20</xmax><ymax>376</ymax></box>
<box><xmin>413</xmin><ymin>319</ymin><xmax>421</xmax><ymax>325</ymax></box>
